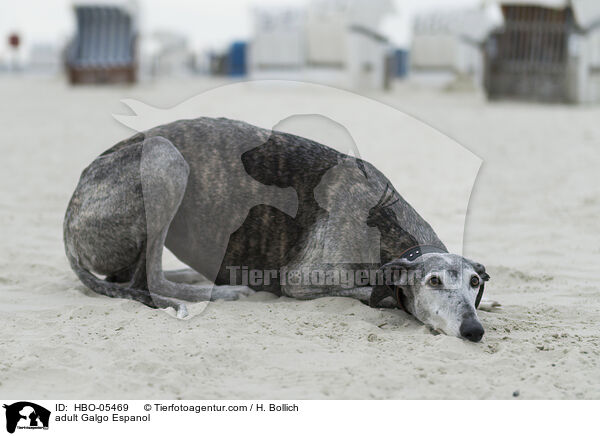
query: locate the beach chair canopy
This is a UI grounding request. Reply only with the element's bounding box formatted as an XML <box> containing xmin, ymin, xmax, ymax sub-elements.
<box><xmin>484</xmin><ymin>0</ymin><xmax>600</xmax><ymax>31</ymax></box>
<box><xmin>68</xmin><ymin>5</ymin><xmax>135</xmax><ymax>68</ymax></box>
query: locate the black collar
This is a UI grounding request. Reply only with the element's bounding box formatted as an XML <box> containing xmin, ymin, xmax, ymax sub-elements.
<box><xmin>399</xmin><ymin>244</ymin><xmax>447</xmax><ymax>261</ymax></box>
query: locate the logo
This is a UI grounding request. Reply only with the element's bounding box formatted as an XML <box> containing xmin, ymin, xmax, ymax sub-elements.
<box><xmin>3</xmin><ymin>402</ymin><xmax>50</xmax><ymax>433</ymax></box>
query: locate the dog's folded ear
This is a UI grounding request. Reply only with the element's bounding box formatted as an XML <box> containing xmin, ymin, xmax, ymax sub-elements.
<box><xmin>475</xmin><ymin>264</ymin><xmax>490</xmax><ymax>281</ymax></box>
<box><xmin>369</xmin><ymin>258</ymin><xmax>413</xmax><ymax>308</ymax></box>
<box><xmin>465</xmin><ymin>258</ymin><xmax>490</xmax><ymax>281</ymax></box>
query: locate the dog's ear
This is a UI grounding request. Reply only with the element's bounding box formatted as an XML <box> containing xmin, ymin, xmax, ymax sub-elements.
<box><xmin>369</xmin><ymin>258</ymin><xmax>414</xmax><ymax>308</ymax></box>
<box><xmin>466</xmin><ymin>259</ymin><xmax>490</xmax><ymax>281</ymax></box>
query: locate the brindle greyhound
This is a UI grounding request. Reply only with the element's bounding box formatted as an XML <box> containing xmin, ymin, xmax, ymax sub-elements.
<box><xmin>64</xmin><ymin>117</ymin><xmax>490</xmax><ymax>341</ymax></box>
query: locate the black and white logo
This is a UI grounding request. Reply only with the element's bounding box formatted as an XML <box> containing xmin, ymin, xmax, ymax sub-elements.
<box><xmin>3</xmin><ymin>402</ymin><xmax>50</xmax><ymax>433</ymax></box>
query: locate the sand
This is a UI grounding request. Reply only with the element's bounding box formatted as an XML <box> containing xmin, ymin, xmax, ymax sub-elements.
<box><xmin>0</xmin><ymin>76</ymin><xmax>598</xmax><ymax>399</ymax></box>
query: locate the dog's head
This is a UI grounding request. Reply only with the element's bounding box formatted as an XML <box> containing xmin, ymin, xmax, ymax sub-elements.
<box><xmin>371</xmin><ymin>253</ymin><xmax>490</xmax><ymax>341</ymax></box>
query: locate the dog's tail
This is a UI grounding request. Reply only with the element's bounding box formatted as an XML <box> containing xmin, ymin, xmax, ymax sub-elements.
<box><xmin>63</xmin><ymin>224</ymin><xmax>158</xmax><ymax>308</ymax></box>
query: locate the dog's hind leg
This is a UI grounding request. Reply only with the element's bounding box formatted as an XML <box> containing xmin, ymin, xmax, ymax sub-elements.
<box><xmin>162</xmin><ymin>269</ymin><xmax>255</xmax><ymax>298</ymax></box>
<box><xmin>163</xmin><ymin>268</ymin><xmax>208</xmax><ymax>284</ymax></box>
<box><xmin>64</xmin><ymin>140</ymin><xmax>188</xmax><ymax>315</ymax></box>
<box><xmin>106</xmin><ymin>265</ymin><xmax>136</xmax><ymax>283</ymax></box>
<box><xmin>162</xmin><ymin>269</ymin><xmax>254</xmax><ymax>299</ymax></box>
<box><xmin>140</xmin><ymin>137</ymin><xmax>254</xmax><ymax>303</ymax></box>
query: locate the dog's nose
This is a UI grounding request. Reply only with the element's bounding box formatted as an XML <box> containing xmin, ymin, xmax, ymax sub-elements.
<box><xmin>460</xmin><ymin>318</ymin><xmax>484</xmax><ymax>342</ymax></box>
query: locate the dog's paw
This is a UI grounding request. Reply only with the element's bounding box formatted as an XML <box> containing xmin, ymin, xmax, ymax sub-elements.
<box><xmin>176</xmin><ymin>303</ymin><xmax>189</xmax><ymax>319</ymax></box>
<box><xmin>478</xmin><ymin>299</ymin><xmax>502</xmax><ymax>312</ymax></box>
<box><xmin>211</xmin><ymin>285</ymin><xmax>255</xmax><ymax>301</ymax></box>
<box><xmin>160</xmin><ymin>301</ymin><xmax>190</xmax><ymax>319</ymax></box>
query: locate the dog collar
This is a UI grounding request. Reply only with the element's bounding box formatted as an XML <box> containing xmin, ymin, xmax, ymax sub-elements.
<box><xmin>394</xmin><ymin>245</ymin><xmax>485</xmax><ymax>310</ymax></box>
<box><xmin>399</xmin><ymin>244</ymin><xmax>447</xmax><ymax>261</ymax></box>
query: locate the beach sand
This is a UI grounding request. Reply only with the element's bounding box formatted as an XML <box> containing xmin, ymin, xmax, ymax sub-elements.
<box><xmin>0</xmin><ymin>76</ymin><xmax>598</xmax><ymax>399</ymax></box>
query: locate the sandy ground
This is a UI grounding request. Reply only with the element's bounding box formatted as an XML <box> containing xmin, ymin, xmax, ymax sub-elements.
<box><xmin>0</xmin><ymin>76</ymin><xmax>598</xmax><ymax>399</ymax></box>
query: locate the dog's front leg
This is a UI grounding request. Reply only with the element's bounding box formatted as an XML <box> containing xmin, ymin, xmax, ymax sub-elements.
<box><xmin>283</xmin><ymin>285</ymin><xmax>373</xmax><ymax>304</ymax></box>
<box><xmin>283</xmin><ymin>285</ymin><xmax>399</xmax><ymax>308</ymax></box>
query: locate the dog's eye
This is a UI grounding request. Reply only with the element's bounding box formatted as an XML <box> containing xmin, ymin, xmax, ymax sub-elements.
<box><xmin>428</xmin><ymin>275</ymin><xmax>442</xmax><ymax>287</ymax></box>
<box><xmin>470</xmin><ymin>275</ymin><xmax>480</xmax><ymax>288</ymax></box>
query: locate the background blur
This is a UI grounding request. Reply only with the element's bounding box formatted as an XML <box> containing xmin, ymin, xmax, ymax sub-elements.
<box><xmin>0</xmin><ymin>1</ymin><xmax>503</xmax><ymax>91</ymax></box>
<box><xmin>3</xmin><ymin>0</ymin><xmax>600</xmax><ymax>101</ymax></box>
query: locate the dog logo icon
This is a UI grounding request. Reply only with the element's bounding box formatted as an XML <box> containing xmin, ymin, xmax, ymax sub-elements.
<box><xmin>3</xmin><ymin>402</ymin><xmax>50</xmax><ymax>433</ymax></box>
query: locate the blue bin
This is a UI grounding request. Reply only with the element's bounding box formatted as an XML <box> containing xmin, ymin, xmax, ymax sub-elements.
<box><xmin>394</xmin><ymin>49</ymin><xmax>410</xmax><ymax>77</ymax></box>
<box><xmin>228</xmin><ymin>41</ymin><xmax>247</xmax><ymax>76</ymax></box>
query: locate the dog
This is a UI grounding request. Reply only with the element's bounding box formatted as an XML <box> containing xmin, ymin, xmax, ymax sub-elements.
<box><xmin>64</xmin><ymin>117</ymin><xmax>490</xmax><ymax>341</ymax></box>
